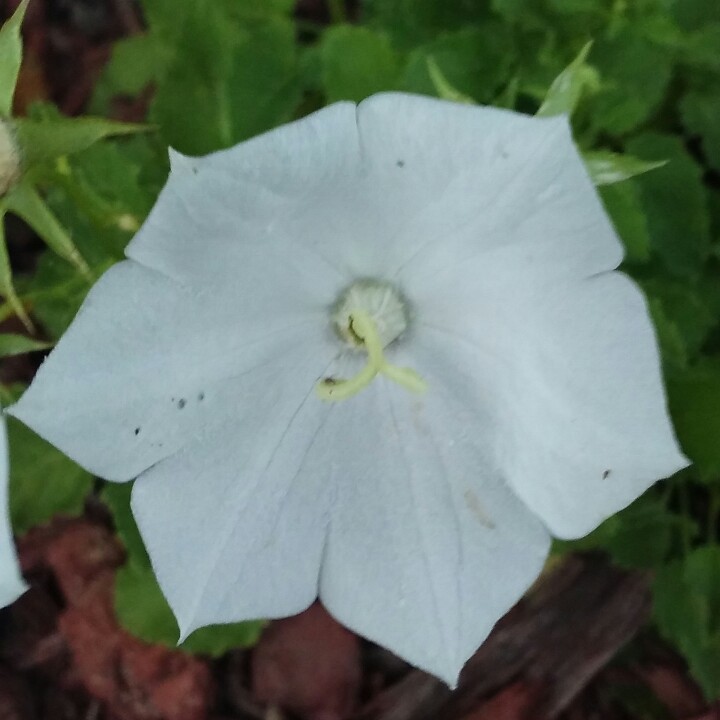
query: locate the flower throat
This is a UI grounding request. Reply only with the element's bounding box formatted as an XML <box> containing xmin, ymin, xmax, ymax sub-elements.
<box><xmin>317</xmin><ymin>280</ymin><xmax>427</xmax><ymax>402</ymax></box>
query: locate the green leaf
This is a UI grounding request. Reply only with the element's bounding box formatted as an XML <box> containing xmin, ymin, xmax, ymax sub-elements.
<box><xmin>426</xmin><ymin>57</ymin><xmax>475</xmax><ymax>104</ymax></box>
<box><xmin>654</xmin><ymin>546</ymin><xmax>720</xmax><ymax>700</ymax></box>
<box><xmin>48</xmin><ymin>138</ymin><xmax>162</xmax><ymax>246</ymax></box>
<box><xmin>584</xmin><ymin>150</ymin><xmax>666</xmax><ymax>186</ymax></box>
<box><xmin>13</xmin><ymin>117</ymin><xmax>147</xmax><ymax>170</ymax></box>
<box><xmin>152</xmin><ymin>10</ymin><xmax>300</xmax><ymax>153</ymax></box>
<box><xmin>490</xmin><ymin>0</ymin><xmax>546</xmax><ymax>26</ymax></box>
<box><xmin>599</xmin><ymin>181</ymin><xmax>651</xmax><ymax>264</ymax></box>
<box><xmin>13</xmin><ymin>134</ymin><xmax>158</xmax><ymax>339</ymax></box>
<box><xmin>0</xmin><ymin>0</ymin><xmax>29</xmax><ymax>117</ymax></box>
<box><xmin>114</xmin><ymin>562</ymin><xmax>181</xmax><ymax>646</ymax></box>
<box><xmin>546</xmin><ymin>0</ymin><xmax>604</xmax><ymax>12</ymax></box>
<box><xmin>7</xmin><ymin>416</ymin><xmax>93</xmax><ymax>534</ymax></box>
<box><xmin>0</xmin><ymin>333</ymin><xmax>51</xmax><ymax>357</ymax></box>
<box><xmin>4</xmin><ymin>180</ymin><xmax>90</xmax><ymax>276</ymax></box>
<box><xmin>326</xmin><ymin>0</ymin><xmax>347</xmax><ymax>24</ymax></box>
<box><xmin>143</xmin><ymin>0</ymin><xmax>293</xmax><ymax>37</ymax></box>
<box><xmin>150</xmin><ymin>0</ymin><xmax>239</xmax><ymax>154</ymax></box>
<box><xmin>115</xmin><ymin>562</ymin><xmax>264</xmax><ymax>656</ymax></box>
<box><xmin>365</xmin><ymin>0</ymin><xmax>495</xmax><ymax>48</ymax></box>
<box><xmin>320</xmin><ymin>25</ymin><xmax>400</xmax><ymax>103</ymax></box>
<box><xmin>140</xmin><ymin>0</ymin><xmax>196</xmax><ymax>41</ymax></box>
<box><xmin>101</xmin><ymin>482</ymin><xmax>150</xmax><ymax>565</ymax></box>
<box><xmin>97</xmin><ymin>34</ymin><xmax>171</xmax><ymax>101</ymax></box>
<box><xmin>557</xmin><ymin>496</ymin><xmax>696</xmax><ymax>569</ymax></box>
<box><xmin>681</xmin><ymin>87</ymin><xmax>720</xmax><ymax>171</ymax></box>
<box><xmin>493</xmin><ymin>75</ymin><xmax>519</xmax><ymax>110</ymax></box>
<box><xmin>536</xmin><ymin>42</ymin><xmax>598</xmax><ymax>117</ymax></box>
<box><xmin>680</xmin><ymin>26</ymin><xmax>720</xmax><ymax>72</ymax></box>
<box><xmin>626</xmin><ymin>133</ymin><xmax>711</xmax><ymax>278</ymax></box>
<box><xmin>2</xmin><ymin>135</ymin><xmax>151</xmax><ymax>336</ymax></box>
<box><xmin>588</xmin><ymin>29</ymin><xmax>672</xmax><ymax>135</ymax></box>
<box><xmin>225</xmin><ymin>18</ymin><xmax>302</xmax><ymax>142</ymax></box>
<box><xmin>221</xmin><ymin>0</ymin><xmax>295</xmax><ymax>20</ymax></box>
<box><xmin>12</xmin><ymin>256</ymin><xmax>96</xmax><ymax>338</ymax></box>
<box><xmin>403</xmin><ymin>25</ymin><xmax>513</xmax><ymax>104</ymax></box>
<box><xmin>649</xmin><ymin>298</ymin><xmax>689</xmax><ymax>369</ymax></box>
<box><xmin>672</xmin><ymin>0</ymin><xmax>720</xmax><ymax>30</ymax></box>
<box><xmin>643</xmin><ymin>279</ymin><xmax>716</xmax><ymax>361</ymax></box>
<box><xmin>104</xmin><ymin>481</ymin><xmax>264</xmax><ymax>656</ymax></box>
<box><xmin>668</xmin><ymin>360</ymin><xmax>720</xmax><ymax>482</ymax></box>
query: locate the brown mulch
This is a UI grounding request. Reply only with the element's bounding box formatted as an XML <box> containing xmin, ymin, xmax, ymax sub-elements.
<box><xmin>1</xmin><ymin>512</ymin><xmax>716</xmax><ymax>720</ymax></box>
<box><xmin>1</xmin><ymin>516</ymin><xmax>213</xmax><ymax>720</ymax></box>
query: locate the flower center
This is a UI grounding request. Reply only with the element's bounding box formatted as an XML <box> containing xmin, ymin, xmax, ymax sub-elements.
<box><xmin>332</xmin><ymin>279</ymin><xmax>409</xmax><ymax>349</ymax></box>
<box><xmin>317</xmin><ymin>280</ymin><xmax>427</xmax><ymax>402</ymax></box>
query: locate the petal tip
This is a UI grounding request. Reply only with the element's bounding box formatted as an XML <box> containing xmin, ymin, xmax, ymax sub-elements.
<box><xmin>168</xmin><ymin>148</ymin><xmax>197</xmax><ymax>175</ymax></box>
<box><xmin>1</xmin><ymin>579</ymin><xmax>28</xmax><ymax>609</ymax></box>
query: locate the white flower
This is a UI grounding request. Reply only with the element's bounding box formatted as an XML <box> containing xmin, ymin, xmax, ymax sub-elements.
<box><xmin>9</xmin><ymin>93</ymin><xmax>687</xmax><ymax>684</ymax></box>
<box><xmin>1</xmin><ymin>408</ymin><xmax>27</xmax><ymax>607</ymax></box>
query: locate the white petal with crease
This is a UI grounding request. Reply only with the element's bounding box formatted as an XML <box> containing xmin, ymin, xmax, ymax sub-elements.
<box><xmin>318</xmin><ymin>340</ymin><xmax>551</xmax><ymax>686</ymax></box>
<box><xmin>496</xmin><ymin>272</ymin><xmax>688</xmax><ymax>538</ymax></box>
<box><xmin>9</xmin><ymin>260</ymin><xmax>330</xmax><ymax>481</ymax></box>
<box><xmin>131</xmin><ymin>355</ymin><xmax>332</xmax><ymax>635</ymax></box>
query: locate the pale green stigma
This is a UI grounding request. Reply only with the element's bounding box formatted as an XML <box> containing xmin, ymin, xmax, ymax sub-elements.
<box><xmin>317</xmin><ymin>280</ymin><xmax>427</xmax><ymax>402</ymax></box>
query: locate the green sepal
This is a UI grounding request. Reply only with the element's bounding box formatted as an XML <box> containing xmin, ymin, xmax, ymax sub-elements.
<box><xmin>536</xmin><ymin>41</ymin><xmax>599</xmax><ymax>118</ymax></box>
<box><xmin>0</xmin><ymin>205</ymin><xmax>31</xmax><ymax>329</ymax></box>
<box><xmin>584</xmin><ymin>150</ymin><xmax>667</xmax><ymax>186</ymax></box>
<box><xmin>3</xmin><ymin>180</ymin><xmax>90</xmax><ymax>277</ymax></box>
<box><xmin>426</xmin><ymin>56</ymin><xmax>476</xmax><ymax>104</ymax></box>
<box><xmin>13</xmin><ymin>117</ymin><xmax>148</xmax><ymax>171</ymax></box>
<box><xmin>0</xmin><ymin>0</ymin><xmax>29</xmax><ymax>118</ymax></box>
<box><xmin>0</xmin><ymin>332</ymin><xmax>51</xmax><ymax>357</ymax></box>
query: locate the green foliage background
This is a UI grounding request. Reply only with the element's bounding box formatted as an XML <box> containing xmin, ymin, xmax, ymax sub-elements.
<box><xmin>2</xmin><ymin>0</ymin><xmax>720</xmax><ymax>701</ymax></box>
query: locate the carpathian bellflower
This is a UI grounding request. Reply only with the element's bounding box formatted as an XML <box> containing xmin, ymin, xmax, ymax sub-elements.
<box><xmin>9</xmin><ymin>94</ymin><xmax>687</xmax><ymax>684</ymax></box>
<box><xmin>1</xmin><ymin>409</ymin><xmax>27</xmax><ymax>607</ymax></box>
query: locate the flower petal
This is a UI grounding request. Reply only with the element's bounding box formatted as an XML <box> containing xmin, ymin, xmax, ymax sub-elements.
<box><xmin>317</xmin><ymin>348</ymin><xmax>551</xmax><ymax>686</ymax></box>
<box><xmin>9</xmin><ymin>260</ymin><xmax>330</xmax><ymax>481</ymax></box>
<box><xmin>128</xmin><ymin>102</ymin><xmax>362</xmax><ymax>291</ymax></box>
<box><xmin>131</xmin><ymin>361</ymin><xmax>332</xmax><ymax>637</ymax></box>
<box><xmin>420</xmin><ymin>270</ymin><xmax>687</xmax><ymax>540</ymax></box>
<box><xmin>1</xmin><ymin>410</ymin><xmax>27</xmax><ymax>607</ymax></box>
<box><xmin>498</xmin><ymin>272</ymin><xmax>688</xmax><ymax>538</ymax></box>
<box><xmin>354</xmin><ymin>93</ymin><xmax>623</xmax><ymax>281</ymax></box>
<box><xmin>136</xmin><ymin>96</ymin><xmax>623</xmax><ymax>290</ymax></box>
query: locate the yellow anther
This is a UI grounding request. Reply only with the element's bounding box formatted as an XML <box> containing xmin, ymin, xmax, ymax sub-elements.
<box><xmin>317</xmin><ymin>310</ymin><xmax>427</xmax><ymax>402</ymax></box>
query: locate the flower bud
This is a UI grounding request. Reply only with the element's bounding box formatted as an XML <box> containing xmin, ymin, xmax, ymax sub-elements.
<box><xmin>0</xmin><ymin>120</ymin><xmax>21</xmax><ymax>196</ymax></box>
